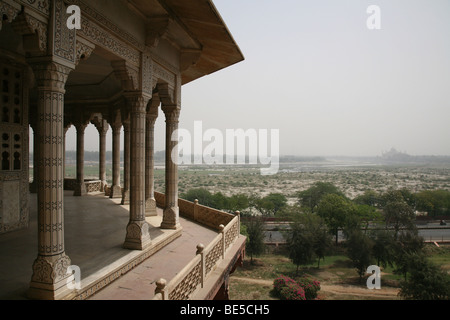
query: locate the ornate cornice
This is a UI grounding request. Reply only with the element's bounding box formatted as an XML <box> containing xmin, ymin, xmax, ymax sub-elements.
<box><xmin>18</xmin><ymin>0</ymin><xmax>50</xmax><ymax>16</ymax></box>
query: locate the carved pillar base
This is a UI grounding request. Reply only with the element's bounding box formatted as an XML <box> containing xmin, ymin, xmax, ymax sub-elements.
<box><xmin>73</xmin><ymin>182</ymin><xmax>86</xmax><ymax>196</ymax></box>
<box><xmin>145</xmin><ymin>198</ymin><xmax>157</xmax><ymax>217</ymax></box>
<box><xmin>161</xmin><ymin>207</ymin><xmax>182</xmax><ymax>230</ymax></box>
<box><xmin>121</xmin><ymin>189</ymin><xmax>130</xmax><ymax>205</ymax></box>
<box><xmin>110</xmin><ymin>185</ymin><xmax>122</xmax><ymax>199</ymax></box>
<box><xmin>101</xmin><ymin>181</ymin><xmax>107</xmax><ymax>193</ymax></box>
<box><xmin>27</xmin><ymin>253</ymin><xmax>73</xmax><ymax>300</ymax></box>
<box><xmin>123</xmin><ymin>221</ymin><xmax>152</xmax><ymax>250</ymax></box>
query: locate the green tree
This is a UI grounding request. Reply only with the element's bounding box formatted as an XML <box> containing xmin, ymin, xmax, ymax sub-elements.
<box><xmin>212</xmin><ymin>192</ymin><xmax>228</xmax><ymax>210</ymax></box>
<box><xmin>416</xmin><ymin>190</ymin><xmax>450</xmax><ymax>217</ymax></box>
<box><xmin>369</xmin><ymin>229</ymin><xmax>396</xmax><ymax>269</ymax></box>
<box><xmin>317</xmin><ymin>194</ymin><xmax>352</xmax><ymax>245</ymax></box>
<box><xmin>252</xmin><ymin>193</ymin><xmax>287</xmax><ymax>217</ymax></box>
<box><xmin>243</xmin><ymin>217</ymin><xmax>265</xmax><ymax>265</ymax></box>
<box><xmin>225</xmin><ymin>193</ymin><xmax>250</xmax><ymax>213</ymax></box>
<box><xmin>392</xmin><ymin>229</ymin><xmax>425</xmax><ymax>279</ymax></box>
<box><xmin>277</xmin><ymin>204</ymin><xmax>302</xmax><ymax>219</ymax></box>
<box><xmin>346</xmin><ymin>229</ymin><xmax>375</xmax><ymax>282</ymax></box>
<box><xmin>182</xmin><ymin>188</ymin><xmax>215</xmax><ymax>207</ymax></box>
<box><xmin>399</xmin><ymin>255</ymin><xmax>450</xmax><ymax>300</ymax></box>
<box><xmin>294</xmin><ymin>213</ymin><xmax>332</xmax><ymax>269</ymax></box>
<box><xmin>353</xmin><ymin>190</ymin><xmax>381</xmax><ymax>208</ymax></box>
<box><xmin>352</xmin><ymin>203</ymin><xmax>383</xmax><ymax>233</ymax></box>
<box><xmin>287</xmin><ymin>220</ymin><xmax>315</xmax><ymax>275</ymax></box>
<box><xmin>381</xmin><ymin>189</ymin><xmax>415</xmax><ymax>239</ymax></box>
<box><xmin>297</xmin><ymin>182</ymin><xmax>345</xmax><ymax>213</ymax></box>
<box><xmin>310</xmin><ymin>217</ymin><xmax>333</xmax><ymax>268</ymax></box>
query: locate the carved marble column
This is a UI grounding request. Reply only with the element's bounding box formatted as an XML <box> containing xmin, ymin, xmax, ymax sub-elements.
<box><xmin>27</xmin><ymin>61</ymin><xmax>73</xmax><ymax>300</ymax></box>
<box><xmin>63</xmin><ymin>124</ymin><xmax>71</xmax><ymax>189</ymax></box>
<box><xmin>161</xmin><ymin>106</ymin><xmax>181</xmax><ymax>230</ymax></box>
<box><xmin>123</xmin><ymin>94</ymin><xmax>151</xmax><ymax>250</ymax></box>
<box><xmin>110</xmin><ymin>122</ymin><xmax>122</xmax><ymax>199</ymax></box>
<box><xmin>94</xmin><ymin>119</ymin><xmax>109</xmax><ymax>192</ymax></box>
<box><xmin>73</xmin><ymin>122</ymin><xmax>88</xmax><ymax>196</ymax></box>
<box><xmin>145</xmin><ymin>109</ymin><xmax>158</xmax><ymax>216</ymax></box>
<box><xmin>121</xmin><ymin>119</ymin><xmax>130</xmax><ymax>205</ymax></box>
<box><xmin>29</xmin><ymin>122</ymin><xmax>38</xmax><ymax>194</ymax></box>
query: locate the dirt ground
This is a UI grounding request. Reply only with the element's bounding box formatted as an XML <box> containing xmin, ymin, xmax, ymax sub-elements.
<box><xmin>230</xmin><ymin>271</ymin><xmax>400</xmax><ymax>300</ymax></box>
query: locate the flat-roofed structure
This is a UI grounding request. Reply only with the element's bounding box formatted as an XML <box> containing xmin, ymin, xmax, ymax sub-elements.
<box><xmin>0</xmin><ymin>0</ymin><xmax>245</xmax><ymax>300</ymax></box>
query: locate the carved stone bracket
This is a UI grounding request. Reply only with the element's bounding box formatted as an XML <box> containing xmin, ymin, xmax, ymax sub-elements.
<box><xmin>147</xmin><ymin>92</ymin><xmax>160</xmax><ymax>119</ymax></box>
<box><xmin>146</xmin><ymin>16</ymin><xmax>171</xmax><ymax>48</ymax></box>
<box><xmin>112</xmin><ymin>60</ymin><xmax>140</xmax><ymax>92</ymax></box>
<box><xmin>11</xmin><ymin>11</ymin><xmax>48</xmax><ymax>55</ymax></box>
<box><xmin>108</xmin><ymin>106</ymin><xmax>122</xmax><ymax>131</ymax></box>
<box><xmin>0</xmin><ymin>0</ymin><xmax>21</xmax><ymax>31</ymax></box>
<box><xmin>180</xmin><ymin>48</ymin><xmax>202</xmax><ymax>72</ymax></box>
<box><xmin>75</xmin><ymin>38</ymin><xmax>95</xmax><ymax>66</ymax></box>
<box><xmin>157</xmin><ymin>82</ymin><xmax>178</xmax><ymax>107</ymax></box>
<box><xmin>91</xmin><ymin>114</ymin><xmax>109</xmax><ymax>135</ymax></box>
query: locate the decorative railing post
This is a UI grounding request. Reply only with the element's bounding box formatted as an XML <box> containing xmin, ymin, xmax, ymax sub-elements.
<box><xmin>194</xmin><ymin>199</ymin><xmax>199</xmax><ymax>221</ymax></box>
<box><xmin>155</xmin><ymin>278</ymin><xmax>167</xmax><ymax>300</ymax></box>
<box><xmin>235</xmin><ymin>211</ymin><xmax>241</xmax><ymax>238</ymax></box>
<box><xmin>197</xmin><ymin>243</ymin><xmax>205</xmax><ymax>288</ymax></box>
<box><xmin>219</xmin><ymin>224</ymin><xmax>225</xmax><ymax>259</ymax></box>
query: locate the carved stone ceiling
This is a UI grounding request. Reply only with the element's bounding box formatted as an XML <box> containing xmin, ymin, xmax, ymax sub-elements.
<box><xmin>65</xmin><ymin>51</ymin><xmax>122</xmax><ymax>103</ymax></box>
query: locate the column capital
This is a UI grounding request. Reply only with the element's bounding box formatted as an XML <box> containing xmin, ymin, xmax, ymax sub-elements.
<box><xmin>146</xmin><ymin>109</ymin><xmax>159</xmax><ymax>122</ymax></box>
<box><xmin>162</xmin><ymin>105</ymin><xmax>180</xmax><ymax>123</ymax></box>
<box><xmin>125</xmin><ymin>93</ymin><xmax>151</xmax><ymax>114</ymax></box>
<box><xmin>73</xmin><ymin>121</ymin><xmax>89</xmax><ymax>133</ymax></box>
<box><xmin>110</xmin><ymin>122</ymin><xmax>122</xmax><ymax>133</ymax></box>
<box><xmin>92</xmin><ymin>118</ymin><xmax>109</xmax><ymax>136</ymax></box>
<box><xmin>29</xmin><ymin>60</ymin><xmax>73</xmax><ymax>92</ymax></box>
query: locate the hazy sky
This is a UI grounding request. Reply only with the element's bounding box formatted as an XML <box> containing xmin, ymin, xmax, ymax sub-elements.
<box><xmin>67</xmin><ymin>0</ymin><xmax>450</xmax><ymax>157</ymax></box>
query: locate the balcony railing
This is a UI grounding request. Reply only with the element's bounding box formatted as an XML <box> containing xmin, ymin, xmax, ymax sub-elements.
<box><xmin>152</xmin><ymin>191</ymin><xmax>241</xmax><ymax>300</ymax></box>
<box><xmin>64</xmin><ymin>179</ymin><xmax>103</xmax><ymax>193</ymax></box>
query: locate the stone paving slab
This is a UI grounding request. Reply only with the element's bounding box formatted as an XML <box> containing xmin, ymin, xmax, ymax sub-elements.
<box><xmin>0</xmin><ymin>192</ymin><xmax>218</xmax><ymax>300</ymax></box>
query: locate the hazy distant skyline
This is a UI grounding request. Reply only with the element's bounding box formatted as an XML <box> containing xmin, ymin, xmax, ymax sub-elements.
<box><xmin>63</xmin><ymin>0</ymin><xmax>450</xmax><ymax>157</ymax></box>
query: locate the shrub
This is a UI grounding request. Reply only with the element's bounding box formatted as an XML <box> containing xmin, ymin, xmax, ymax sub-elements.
<box><xmin>296</xmin><ymin>276</ymin><xmax>321</xmax><ymax>300</ymax></box>
<box><xmin>273</xmin><ymin>275</ymin><xmax>297</xmax><ymax>296</ymax></box>
<box><xmin>280</xmin><ymin>282</ymin><xmax>306</xmax><ymax>301</ymax></box>
<box><xmin>273</xmin><ymin>275</ymin><xmax>320</xmax><ymax>300</ymax></box>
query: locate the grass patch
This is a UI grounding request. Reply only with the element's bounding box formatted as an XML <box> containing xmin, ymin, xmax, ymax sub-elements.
<box><xmin>424</xmin><ymin>244</ymin><xmax>450</xmax><ymax>272</ymax></box>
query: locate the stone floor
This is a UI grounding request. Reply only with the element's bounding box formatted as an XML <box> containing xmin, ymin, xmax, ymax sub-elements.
<box><xmin>0</xmin><ymin>191</ymin><xmax>219</xmax><ymax>300</ymax></box>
